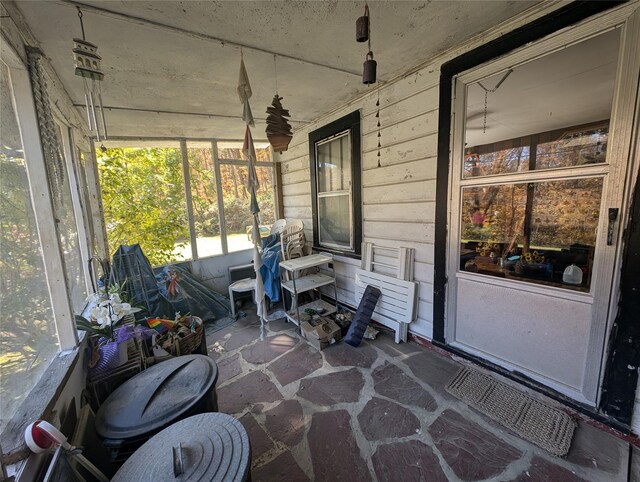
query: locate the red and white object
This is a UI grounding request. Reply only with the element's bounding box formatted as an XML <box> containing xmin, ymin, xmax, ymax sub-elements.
<box><xmin>25</xmin><ymin>420</ymin><xmax>109</xmax><ymax>482</ymax></box>
<box><xmin>24</xmin><ymin>420</ymin><xmax>67</xmax><ymax>453</ymax></box>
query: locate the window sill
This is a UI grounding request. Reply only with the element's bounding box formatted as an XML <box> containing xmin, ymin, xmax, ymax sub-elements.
<box><xmin>1</xmin><ymin>342</ymin><xmax>82</xmax><ymax>466</ymax></box>
<box><xmin>312</xmin><ymin>246</ymin><xmax>361</xmax><ymax>261</ymax></box>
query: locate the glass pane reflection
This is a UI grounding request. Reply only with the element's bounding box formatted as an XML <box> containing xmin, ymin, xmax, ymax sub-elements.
<box><xmin>460</xmin><ymin>178</ymin><xmax>603</xmax><ymax>290</ymax></box>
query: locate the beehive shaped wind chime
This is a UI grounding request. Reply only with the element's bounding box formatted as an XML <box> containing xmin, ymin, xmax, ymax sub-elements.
<box><xmin>73</xmin><ymin>7</ymin><xmax>108</xmax><ymax>143</ymax></box>
<box><xmin>265</xmin><ymin>55</ymin><xmax>293</xmax><ymax>154</ymax></box>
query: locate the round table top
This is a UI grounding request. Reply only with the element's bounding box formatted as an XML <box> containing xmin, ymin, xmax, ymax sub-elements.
<box><xmin>229</xmin><ymin>278</ymin><xmax>256</xmax><ymax>292</ymax></box>
<box><xmin>112</xmin><ymin>413</ymin><xmax>250</xmax><ymax>482</ymax></box>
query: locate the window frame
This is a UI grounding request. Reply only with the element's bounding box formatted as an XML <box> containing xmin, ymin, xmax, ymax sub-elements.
<box><xmin>1</xmin><ymin>35</ymin><xmax>91</xmax><ymax>462</ymax></box>
<box><xmin>456</xmin><ymin>120</ymin><xmax>611</xmax><ymax>292</ymax></box>
<box><xmin>56</xmin><ymin>119</ymin><xmax>94</xmax><ymax>297</ymax></box>
<box><xmin>1</xmin><ymin>50</ymin><xmax>78</xmax><ymax>351</ymax></box>
<box><xmin>213</xmin><ymin>140</ymin><xmax>276</xmax><ymax>255</ymax></box>
<box><xmin>97</xmin><ymin>138</ymin><xmax>278</xmax><ymax>263</ymax></box>
<box><xmin>432</xmin><ymin>0</ymin><xmax>626</xmax><ymax>346</ymax></box>
<box><xmin>309</xmin><ymin>111</ymin><xmax>362</xmax><ymax>258</ymax></box>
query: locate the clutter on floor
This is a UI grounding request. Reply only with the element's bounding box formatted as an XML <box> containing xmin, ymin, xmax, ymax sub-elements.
<box><xmin>300</xmin><ymin>317</ymin><xmax>342</xmax><ymax>351</ymax></box>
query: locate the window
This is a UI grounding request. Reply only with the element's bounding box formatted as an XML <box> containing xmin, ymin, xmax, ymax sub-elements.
<box><xmin>97</xmin><ymin>140</ymin><xmax>275</xmax><ymax>265</ymax></box>
<box><xmin>0</xmin><ymin>61</ymin><xmax>58</xmax><ymax>430</ymax></box>
<box><xmin>75</xmin><ymin>148</ymin><xmax>97</xmax><ymax>256</ymax></box>
<box><xmin>309</xmin><ymin>111</ymin><xmax>361</xmax><ymax>256</ymax></box>
<box><xmin>463</xmin><ymin>122</ymin><xmax>608</xmax><ymax>178</ymax></box>
<box><xmin>188</xmin><ymin>143</ymin><xmax>221</xmax><ymax>258</ymax></box>
<box><xmin>460</xmin><ymin>123</ymin><xmax>611</xmax><ymax>292</ymax></box>
<box><xmin>217</xmin><ymin>141</ymin><xmax>275</xmax><ymax>253</ymax></box>
<box><xmin>460</xmin><ymin>176</ymin><xmax>603</xmax><ymax>290</ymax></box>
<box><xmin>97</xmin><ymin>144</ymin><xmax>191</xmax><ymax>266</ymax></box>
<box><xmin>55</xmin><ymin>124</ymin><xmax>89</xmax><ymax>311</ymax></box>
<box><xmin>457</xmin><ymin>28</ymin><xmax>620</xmax><ymax>292</ymax></box>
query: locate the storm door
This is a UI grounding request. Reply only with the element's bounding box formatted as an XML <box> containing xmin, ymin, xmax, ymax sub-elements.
<box><xmin>446</xmin><ymin>10</ymin><xmax>640</xmax><ymax>405</ymax></box>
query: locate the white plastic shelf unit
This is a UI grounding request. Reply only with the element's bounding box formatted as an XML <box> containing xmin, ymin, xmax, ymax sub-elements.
<box><xmin>279</xmin><ymin>253</ymin><xmax>338</xmax><ymax>327</ymax></box>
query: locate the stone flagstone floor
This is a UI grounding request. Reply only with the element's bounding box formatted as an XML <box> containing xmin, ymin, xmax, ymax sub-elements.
<box><xmin>206</xmin><ymin>310</ymin><xmax>630</xmax><ymax>482</ymax></box>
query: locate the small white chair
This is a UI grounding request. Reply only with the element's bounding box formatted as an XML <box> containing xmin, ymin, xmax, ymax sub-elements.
<box><xmin>228</xmin><ymin>278</ymin><xmax>256</xmax><ymax>317</ymax></box>
<box><xmin>228</xmin><ymin>220</ymin><xmax>288</xmax><ymax>318</ymax></box>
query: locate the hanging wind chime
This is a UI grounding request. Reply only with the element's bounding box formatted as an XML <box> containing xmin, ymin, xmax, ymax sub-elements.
<box><xmin>357</xmin><ymin>3</ymin><xmax>376</xmax><ymax>85</ymax></box>
<box><xmin>265</xmin><ymin>55</ymin><xmax>293</xmax><ymax>154</ymax></box>
<box><xmin>73</xmin><ymin>7</ymin><xmax>108</xmax><ymax>144</ymax></box>
<box><xmin>376</xmin><ymin>88</ymin><xmax>381</xmax><ymax>167</ymax></box>
<box><xmin>357</xmin><ymin>4</ymin><xmax>381</xmax><ymax>166</ymax></box>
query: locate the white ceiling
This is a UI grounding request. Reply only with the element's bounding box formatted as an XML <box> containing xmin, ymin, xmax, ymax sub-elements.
<box><xmin>15</xmin><ymin>0</ymin><xmax>543</xmax><ymax>141</ymax></box>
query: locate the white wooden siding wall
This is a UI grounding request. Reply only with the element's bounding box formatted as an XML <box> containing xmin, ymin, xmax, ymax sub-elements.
<box><xmin>280</xmin><ymin>4</ymin><xmax>640</xmax><ymax>432</ymax></box>
<box><xmin>280</xmin><ymin>68</ymin><xmax>439</xmax><ymax>339</ymax></box>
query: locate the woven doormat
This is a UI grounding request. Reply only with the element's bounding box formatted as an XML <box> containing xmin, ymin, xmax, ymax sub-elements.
<box><xmin>446</xmin><ymin>367</ymin><xmax>577</xmax><ymax>457</ymax></box>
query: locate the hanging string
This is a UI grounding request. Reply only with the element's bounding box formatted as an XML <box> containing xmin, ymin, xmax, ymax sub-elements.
<box><xmin>477</xmin><ymin>69</ymin><xmax>513</xmax><ymax>134</ymax></box>
<box><xmin>482</xmin><ymin>89</ymin><xmax>488</xmax><ymax>134</ymax></box>
<box><xmin>273</xmin><ymin>54</ymin><xmax>278</xmax><ymax>95</ymax></box>
<box><xmin>77</xmin><ymin>7</ymin><xmax>86</xmax><ymax>41</ymax></box>
<box><xmin>365</xmin><ymin>4</ymin><xmax>371</xmax><ymax>54</ymax></box>
<box><xmin>376</xmin><ymin>86</ymin><xmax>381</xmax><ymax>167</ymax></box>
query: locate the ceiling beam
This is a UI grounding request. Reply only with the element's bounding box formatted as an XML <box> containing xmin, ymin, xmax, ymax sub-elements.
<box><xmin>58</xmin><ymin>0</ymin><xmax>362</xmax><ymax>77</ymax></box>
<box><xmin>72</xmin><ymin>103</ymin><xmax>310</xmax><ymax>124</ymax></box>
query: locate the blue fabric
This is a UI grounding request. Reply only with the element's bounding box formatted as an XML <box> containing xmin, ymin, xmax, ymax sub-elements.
<box><xmin>260</xmin><ymin>242</ymin><xmax>282</xmax><ymax>302</ymax></box>
<box><xmin>261</xmin><ymin>233</ymin><xmax>279</xmax><ymax>250</ymax></box>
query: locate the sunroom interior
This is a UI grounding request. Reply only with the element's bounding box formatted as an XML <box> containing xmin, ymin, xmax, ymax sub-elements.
<box><xmin>1</xmin><ymin>1</ymin><xmax>640</xmax><ymax>481</ymax></box>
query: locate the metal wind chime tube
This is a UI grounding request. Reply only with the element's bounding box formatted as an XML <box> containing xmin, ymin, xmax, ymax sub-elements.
<box><xmin>73</xmin><ymin>7</ymin><xmax>108</xmax><ymax>142</ymax></box>
<box><xmin>97</xmin><ymin>81</ymin><xmax>108</xmax><ymax>139</ymax></box>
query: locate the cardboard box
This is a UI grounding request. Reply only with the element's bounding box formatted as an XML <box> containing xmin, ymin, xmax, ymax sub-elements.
<box><xmin>300</xmin><ymin>317</ymin><xmax>342</xmax><ymax>350</ymax></box>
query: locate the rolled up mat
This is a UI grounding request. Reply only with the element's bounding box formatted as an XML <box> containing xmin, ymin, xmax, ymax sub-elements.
<box><xmin>344</xmin><ymin>285</ymin><xmax>381</xmax><ymax>347</ymax></box>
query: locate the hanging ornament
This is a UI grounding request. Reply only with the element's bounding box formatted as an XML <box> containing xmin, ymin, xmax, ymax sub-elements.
<box><xmin>356</xmin><ymin>4</ymin><xmax>369</xmax><ymax>42</ymax></box>
<box><xmin>266</xmin><ymin>95</ymin><xmax>293</xmax><ymax>154</ymax></box>
<box><xmin>363</xmin><ymin>51</ymin><xmax>377</xmax><ymax>85</ymax></box>
<box><xmin>237</xmin><ymin>50</ymin><xmax>255</xmax><ymax>127</ymax></box>
<box><xmin>72</xmin><ymin>7</ymin><xmax>108</xmax><ymax>141</ymax></box>
<box><xmin>357</xmin><ymin>3</ymin><xmax>377</xmax><ymax>85</ymax></box>
<box><xmin>265</xmin><ymin>56</ymin><xmax>293</xmax><ymax>154</ymax></box>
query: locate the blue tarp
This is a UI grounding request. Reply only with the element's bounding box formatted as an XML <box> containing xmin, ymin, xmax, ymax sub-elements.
<box><xmin>110</xmin><ymin>244</ymin><xmax>231</xmax><ymax>322</ymax></box>
<box><xmin>260</xmin><ymin>234</ymin><xmax>281</xmax><ymax>302</ymax></box>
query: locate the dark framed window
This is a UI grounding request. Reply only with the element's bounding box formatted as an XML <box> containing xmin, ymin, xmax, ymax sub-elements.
<box><xmin>309</xmin><ymin>111</ymin><xmax>361</xmax><ymax>257</ymax></box>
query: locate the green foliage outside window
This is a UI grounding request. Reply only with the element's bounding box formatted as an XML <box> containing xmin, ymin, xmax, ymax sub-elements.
<box><xmin>0</xmin><ymin>151</ymin><xmax>58</xmax><ymax>430</ymax></box>
<box><xmin>97</xmin><ymin>147</ymin><xmax>190</xmax><ymax>266</ymax></box>
<box><xmin>98</xmin><ymin>146</ymin><xmax>276</xmax><ymax>265</ymax></box>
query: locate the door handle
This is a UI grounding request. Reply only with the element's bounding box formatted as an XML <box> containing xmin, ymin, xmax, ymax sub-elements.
<box><xmin>607</xmin><ymin>208</ymin><xmax>619</xmax><ymax>246</ymax></box>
